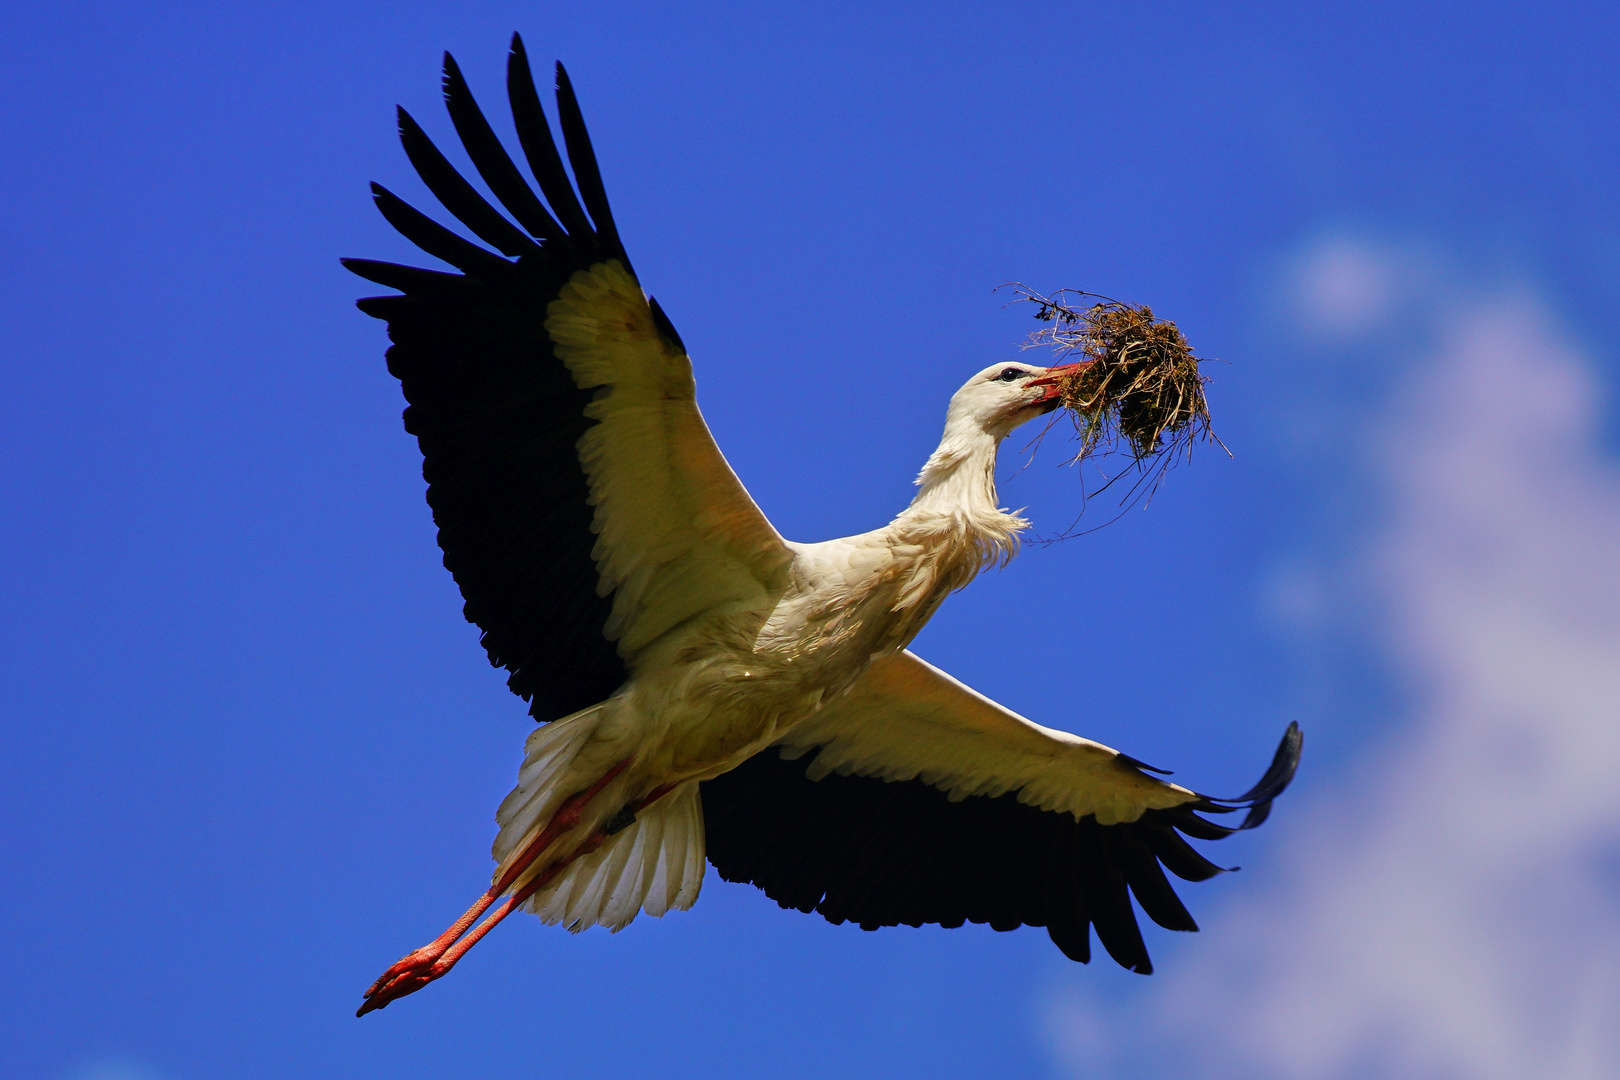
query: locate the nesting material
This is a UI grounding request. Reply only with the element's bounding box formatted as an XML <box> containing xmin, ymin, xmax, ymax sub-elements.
<box><xmin>1017</xmin><ymin>288</ymin><xmax>1219</xmax><ymax>467</ymax></box>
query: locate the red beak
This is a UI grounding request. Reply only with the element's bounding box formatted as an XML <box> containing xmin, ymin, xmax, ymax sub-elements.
<box><xmin>1025</xmin><ymin>363</ymin><xmax>1086</xmax><ymax>405</ymax></box>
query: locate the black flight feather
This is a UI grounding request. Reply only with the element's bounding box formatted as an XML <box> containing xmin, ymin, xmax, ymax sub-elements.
<box><xmin>441</xmin><ymin>53</ymin><xmax>566</xmax><ymax>243</ymax></box>
<box><xmin>368</xmin><ymin>183</ymin><xmax>514</xmax><ymax>279</ymax></box>
<box><xmin>396</xmin><ymin>107</ymin><xmax>539</xmax><ymax>257</ymax></box>
<box><xmin>350</xmin><ymin>45</ymin><xmax>643</xmax><ymax>721</ymax></box>
<box><xmin>701</xmin><ymin>723</ymin><xmax>1301</xmax><ymax>974</ymax></box>
<box><xmin>341</xmin><ymin>258</ymin><xmax>463</xmax><ymax>294</ymax></box>
<box><xmin>1224</xmin><ymin>721</ymin><xmax>1304</xmax><ymax>805</ymax></box>
<box><xmin>553</xmin><ymin>62</ymin><xmax>631</xmax><ymax>272</ymax></box>
<box><xmin>507</xmin><ymin>34</ymin><xmax>594</xmax><ymax>241</ymax></box>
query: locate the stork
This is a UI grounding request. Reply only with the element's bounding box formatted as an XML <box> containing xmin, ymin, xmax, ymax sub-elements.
<box><xmin>344</xmin><ymin>36</ymin><xmax>1301</xmax><ymax>1016</ymax></box>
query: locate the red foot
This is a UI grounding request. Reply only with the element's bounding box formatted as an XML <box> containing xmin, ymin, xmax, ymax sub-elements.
<box><xmin>356</xmin><ymin>759</ymin><xmax>638</xmax><ymax>1017</ymax></box>
<box><xmin>358</xmin><ymin>831</ymin><xmax>609</xmax><ymax>1014</ymax></box>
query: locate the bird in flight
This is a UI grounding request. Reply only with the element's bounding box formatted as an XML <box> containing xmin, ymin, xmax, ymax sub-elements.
<box><xmin>344</xmin><ymin>35</ymin><xmax>1301</xmax><ymax>1016</ymax></box>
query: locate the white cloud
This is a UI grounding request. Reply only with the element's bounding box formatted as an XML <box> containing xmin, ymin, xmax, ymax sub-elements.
<box><xmin>65</xmin><ymin>1059</ymin><xmax>172</xmax><ymax>1080</ymax></box>
<box><xmin>1290</xmin><ymin>235</ymin><xmax>1401</xmax><ymax>339</ymax></box>
<box><xmin>1043</xmin><ymin>256</ymin><xmax>1620</xmax><ymax>1080</ymax></box>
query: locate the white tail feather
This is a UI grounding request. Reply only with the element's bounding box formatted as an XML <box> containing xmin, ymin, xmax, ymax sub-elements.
<box><xmin>525</xmin><ymin>783</ymin><xmax>705</xmax><ymax>932</ymax></box>
<box><xmin>492</xmin><ymin>704</ymin><xmax>605</xmax><ymax>869</ymax></box>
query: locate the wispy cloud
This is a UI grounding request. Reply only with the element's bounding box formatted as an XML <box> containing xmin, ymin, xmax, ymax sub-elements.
<box><xmin>65</xmin><ymin>1058</ymin><xmax>173</xmax><ymax>1080</ymax></box>
<box><xmin>1044</xmin><ymin>240</ymin><xmax>1620</xmax><ymax>1080</ymax></box>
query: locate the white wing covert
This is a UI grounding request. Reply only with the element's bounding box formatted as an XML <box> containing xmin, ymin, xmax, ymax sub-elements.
<box><xmin>547</xmin><ymin>260</ymin><xmax>793</xmax><ymax>662</ymax></box>
<box><xmin>781</xmin><ymin>651</ymin><xmax>1203</xmax><ymax>824</ymax></box>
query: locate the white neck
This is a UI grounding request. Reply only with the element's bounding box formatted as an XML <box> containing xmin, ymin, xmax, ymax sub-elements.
<box><xmin>909</xmin><ymin>425</ymin><xmax>1000</xmax><ymax>516</ymax></box>
<box><xmin>897</xmin><ymin>418</ymin><xmax>1027</xmax><ymax>565</ymax></box>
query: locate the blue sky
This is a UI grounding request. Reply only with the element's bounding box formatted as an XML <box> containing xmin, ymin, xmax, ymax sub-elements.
<box><xmin>3</xmin><ymin>4</ymin><xmax>1617</xmax><ymax>1079</ymax></box>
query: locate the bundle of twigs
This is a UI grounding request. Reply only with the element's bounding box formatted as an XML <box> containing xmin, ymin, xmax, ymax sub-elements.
<box><xmin>1006</xmin><ymin>285</ymin><xmax>1225</xmax><ymax>531</ymax></box>
<box><xmin>1016</xmin><ymin>286</ymin><xmax>1217</xmax><ymax>462</ymax></box>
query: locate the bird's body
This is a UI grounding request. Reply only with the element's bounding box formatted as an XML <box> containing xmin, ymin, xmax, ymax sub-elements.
<box><xmin>487</xmin><ymin>314</ymin><xmax>1040</xmax><ymax>932</ymax></box>
<box><xmin>346</xmin><ymin>38</ymin><xmax>1300</xmax><ymax>1014</ymax></box>
<box><xmin>487</xmin><ymin>534</ymin><xmax>981</xmax><ymax>938</ymax></box>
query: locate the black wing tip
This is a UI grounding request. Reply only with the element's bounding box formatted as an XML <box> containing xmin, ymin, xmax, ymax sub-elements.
<box><xmin>1140</xmin><ymin>721</ymin><xmax>1303</xmax><ymax>851</ymax></box>
<box><xmin>340</xmin><ymin>256</ymin><xmax>387</xmax><ymax>280</ymax></box>
<box><xmin>1164</xmin><ymin>721</ymin><xmax>1304</xmax><ymax>843</ymax></box>
<box><xmin>342</xmin><ymin>257</ymin><xmax>464</xmax><ymax>292</ymax></box>
<box><xmin>546</xmin><ymin>57</ymin><xmax>631</xmax><ymax>271</ymax></box>
<box><xmin>1204</xmin><ymin>721</ymin><xmax>1303</xmax><ymax>808</ymax></box>
<box><xmin>1232</xmin><ymin>722</ymin><xmax>1304</xmax><ymax>806</ymax></box>
<box><xmin>508</xmin><ymin>34</ymin><xmax>539</xmax><ymax>86</ymax></box>
<box><xmin>1047</xmin><ymin>923</ymin><xmax>1093</xmax><ymax>964</ymax></box>
<box><xmin>354</xmin><ymin>295</ymin><xmax>399</xmax><ymax>319</ymax></box>
<box><xmin>366</xmin><ymin>180</ymin><xmax>409</xmax><ymax>212</ymax></box>
<box><xmin>1117</xmin><ymin>753</ymin><xmax>1174</xmax><ymax>776</ymax></box>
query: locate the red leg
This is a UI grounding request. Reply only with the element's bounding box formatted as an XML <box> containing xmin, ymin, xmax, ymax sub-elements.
<box><xmin>358</xmin><ymin>833</ymin><xmax>607</xmax><ymax>1015</ymax></box>
<box><xmin>420</xmin><ymin>783</ymin><xmax>678</xmax><ymax>976</ymax></box>
<box><xmin>356</xmin><ymin>759</ymin><xmax>632</xmax><ymax>1016</ymax></box>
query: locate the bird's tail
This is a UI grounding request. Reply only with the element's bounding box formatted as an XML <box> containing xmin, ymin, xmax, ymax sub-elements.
<box><xmin>490</xmin><ymin>701</ymin><xmax>706</xmax><ymax>933</ymax></box>
<box><xmin>524</xmin><ymin>781</ymin><xmax>705</xmax><ymax>932</ymax></box>
<box><xmin>492</xmin><ymin>703</ymin><xmax>607</xmax><ymax>869</ymax></box>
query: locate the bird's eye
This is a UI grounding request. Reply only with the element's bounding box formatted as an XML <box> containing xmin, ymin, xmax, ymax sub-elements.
<box><xmin>998</xmin><ymin>367</ymin><xmax>1025</xmax><ymax>382</ymax></box>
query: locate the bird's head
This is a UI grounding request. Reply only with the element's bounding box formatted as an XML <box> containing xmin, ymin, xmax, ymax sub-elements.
<box><xmin>947</xmin><ymin>361</ymin><xmax>1084</xmax><ymax>439</ymax></box>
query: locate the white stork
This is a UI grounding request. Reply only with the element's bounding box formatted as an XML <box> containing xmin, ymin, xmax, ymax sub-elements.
<box><xmin>344</xmin><ymin>36</ymin><xmax>1301</xmax><ymax>1015</ymax></box>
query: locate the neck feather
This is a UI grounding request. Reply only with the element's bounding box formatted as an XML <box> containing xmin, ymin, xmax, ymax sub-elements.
<box><xmin>899</xmin><ymin>423</ymin><xmax>1027</xmax><ymax>567</ymax></box>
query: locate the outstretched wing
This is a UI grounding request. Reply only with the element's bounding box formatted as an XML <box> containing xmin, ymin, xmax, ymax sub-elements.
<box><xmin>701</xmin><ymin>650</ymin><xmax>1301</xmax><ymax>973</ymax></box>
<box><xmin>345</xmin><ymin>37</ymin><xmax>792</xmax><ymax>722</ymax></box>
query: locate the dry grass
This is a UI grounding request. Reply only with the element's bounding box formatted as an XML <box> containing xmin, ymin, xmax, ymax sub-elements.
<box><xmin>1005</xmin><ymin>285</ymin><xmax>1226</xmax><ymax>531</ymax></box>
